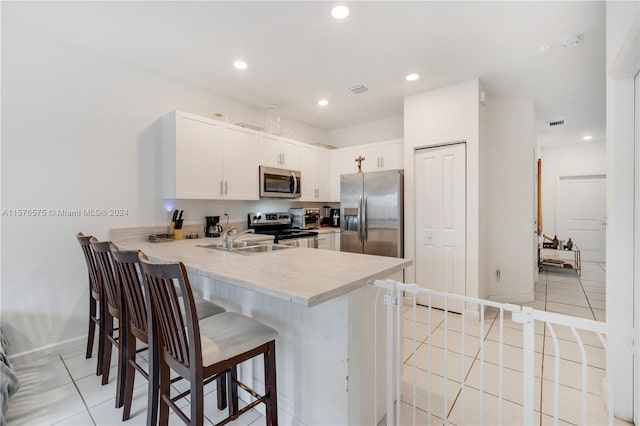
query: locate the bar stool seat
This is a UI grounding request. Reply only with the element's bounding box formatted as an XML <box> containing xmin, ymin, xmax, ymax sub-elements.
<box><xmin>198</xmin><ymin>312</ymin><xmax>277</xmax><ymax>366</ymax></box>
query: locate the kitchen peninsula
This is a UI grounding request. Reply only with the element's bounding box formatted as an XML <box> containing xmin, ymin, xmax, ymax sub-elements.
<box><xmin>112</xmin><ymin>232</ymin><xmax>411</xmax><ymax>425</ymax></box>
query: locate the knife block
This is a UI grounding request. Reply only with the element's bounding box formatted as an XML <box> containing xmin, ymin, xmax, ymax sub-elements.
<box><xmin>173</xmin><ymin>229</ymin><xmax>184</xmax><ymax>240</ymax></box>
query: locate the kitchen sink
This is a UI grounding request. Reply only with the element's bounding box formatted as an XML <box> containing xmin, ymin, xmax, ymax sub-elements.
<box><xmin>198</xmin><ymin>242</ymin><xmax>290</xmax><ymax>254</ymax></box>
<box><xmin>198</xmin><ymin>241</ymin><xmax>261</xmax><ymax>250</ymax></box>
<box><xmin>234</xmin><ymin>244</ymin><xmax>290</xmax><ymax>254</ymax></box>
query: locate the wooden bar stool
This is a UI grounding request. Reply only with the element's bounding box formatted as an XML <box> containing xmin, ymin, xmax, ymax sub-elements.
<box><xmin>138</xmin><ymin>252</ymin><xmax>279</xmax><ymax>426</ymax></box>
<box><xmin>75</xmin><ymin>232</ymin><xmax>105</xmax><ymax>376</ymax></box>
<box><xmin>90</xmin><ymin>238</ymin><xmax>127</xmax><ymax>407</ymax></box>
<box><xmin>111</xmin><ymin>248</ymin><xmax>227</xmax><ymax>425</ymax></box>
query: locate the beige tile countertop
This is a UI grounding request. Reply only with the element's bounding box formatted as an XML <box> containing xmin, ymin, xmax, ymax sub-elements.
<box><xmin>314</xmin><ymin>227</ymin><xmax>341</xmax><ymax>234</ymax></box>
<box><xmin>113</xmin><ymin>236</ymin><xmax>410</xmax><ymax>308</ymax></box>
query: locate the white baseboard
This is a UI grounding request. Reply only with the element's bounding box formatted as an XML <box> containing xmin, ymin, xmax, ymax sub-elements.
<box><xmin>8</xmin><ymin>335</ymin><xmax>86</xmax><ymax>366</ymax></box>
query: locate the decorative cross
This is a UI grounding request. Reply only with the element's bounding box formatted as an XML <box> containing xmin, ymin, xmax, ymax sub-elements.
<box><xmin>355</xmin><ymin>156</ymin><xmax>366</xmax><ymax>173</ymax></box>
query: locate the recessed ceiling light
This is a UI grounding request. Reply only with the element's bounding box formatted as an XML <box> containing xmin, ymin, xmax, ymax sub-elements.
<box><xmin>406</xmin><ymin>73</ymin><xmax>420</xmax><ymax>81</ymax></box>
<box><xmin>318</xmin><ymin>99</ymin><xmax>329</xmax><ymax>107</ymax></box>
<box><xmin>233</xmin><ymin>60</ymin><xmax>248</xmax><ymax>70</ymax></box>
<box><xmin>583</xmin><ymin>135</ymin><xmax>593</xmax><ymax>141</ymax></box>
<box><xmin>561</xmin><ymin>35</ymin><xmax>583</xmax><ymax>48</ymax></box>
<box><xmin>331</xmin><ymin>5</ymin><xmax>350</xmax><ymax>19</ymax></box>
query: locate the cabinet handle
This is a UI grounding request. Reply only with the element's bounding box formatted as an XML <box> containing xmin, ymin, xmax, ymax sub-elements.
<box><xmin>282</xmin><ymin>153</ymin><xmax>285</xmax><ymax>165</ymax></box>
<box><xmin>224</xmin><ymin>181</ymin><xmax>228</xmax><ymax>195</ymax></box>
<box><xmin>380</xmin><ymin>156</ymin><xmax>384</xmax><ymax>168</ymax></box>
<box><xmin>377</xmin><ymin>157</ymin><xmax>380</xmax><ymax>168</ymax></box>
<box><xmin>220</xmin><ymin>180</ymin><xmax>224</xmax><ymax>195</ymax></box>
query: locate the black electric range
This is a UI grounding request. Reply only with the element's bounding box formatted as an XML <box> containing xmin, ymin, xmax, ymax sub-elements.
<box><xmin>248</xmin><ymin>211</ymin><xmax>318</xmax><ymax>243</ymax></box>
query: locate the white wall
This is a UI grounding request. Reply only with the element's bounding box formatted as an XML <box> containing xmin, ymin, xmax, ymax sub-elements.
<box><xmin>484</xmin><ymin>97</ymin><xmax>536</xmax><ymax>302</ymax></box>
<box><xmin>539</xmin><ymin>141</ymin><xmax>606</xmax><ymax>236</ymax></box>
<box><xmin>0</xmin><ymin>23</ymin><xmax>326</xmax><ymax>356</ymax></box>
<box><xmin>605</xmin><ymin>0</ymin><xmax>639</xmax><ymax>421</ymax></box>
<box><xmin>324</xmin><ymin>116</ymin><xmax>403</xmax><ymax>148</ymax></box>
<box><xmin>404</xmin><ymin>80</ymin><xmax>481</xmax><ymax>300</ymax></box>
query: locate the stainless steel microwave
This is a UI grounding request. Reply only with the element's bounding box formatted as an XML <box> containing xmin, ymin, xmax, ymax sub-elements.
<box><xmin>259</xmin><ymin>166</ymin><xmax>301</xmax><ymax>198</ymax></box>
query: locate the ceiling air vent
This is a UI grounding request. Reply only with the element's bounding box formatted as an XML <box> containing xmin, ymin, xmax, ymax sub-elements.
<box><xmin>549</xmin><ymin>120</ymin><xmax>566</xmax><ymax>127</ymax></box>
<box><xmin>348</xmin><ymin>84</ymin><xmax>369</xmax><ymax>94</ymax></box>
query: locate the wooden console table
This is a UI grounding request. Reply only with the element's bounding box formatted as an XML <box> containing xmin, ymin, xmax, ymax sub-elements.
<box><xmin>538</xmin><ymin>245</ymin><xmax>581</xmax><ymax>277</ymax></box>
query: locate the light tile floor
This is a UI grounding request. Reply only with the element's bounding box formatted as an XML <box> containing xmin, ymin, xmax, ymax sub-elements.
<box><xmin>5</xmin><ymin>262</ymin><xmax>620</xmax><ymax>425</ymax></box>
<box><xmin>6</xmin><ymin>341</ymin><xmax>266</xmax><ymax>425</ymax></box>
<box><xmin>399</xmin><ymin>261</ymin><xmax>631</xmax><ymax>425</ymax></box>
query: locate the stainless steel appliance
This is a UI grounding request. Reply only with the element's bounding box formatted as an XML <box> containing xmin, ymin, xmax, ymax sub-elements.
<box><xmin>290</xmin><ymin>208</ymin><xmax>320</xmax><ymax>229</ymax></box>
<box><xmin>259</xmin><ymin>166</ymin><xmax>301</xmax><ymax>198</ymax></box>
<box><xmin>340</xmin><ymin>170</ymin><xmax>403</xmax><ymax>257</ymax></box>
<box><xmin>248</xmin><ymin>211</ymin><xmax>318</xmax><ymax>247</ymax></box>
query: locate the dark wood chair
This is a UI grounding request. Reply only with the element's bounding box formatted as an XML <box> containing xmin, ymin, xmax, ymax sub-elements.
<box><xmin>138</xmin><ymin>252</ymin><xmax>279</xmax><ymax>426</ymax></box>
<box><xmin>75</xmin><ymin>232</ymin><xmax>105</xmax><ymax>376</ymax></box>
<box><xmin>90</xmin><ymin>238</ymin><xmax>126</xmax><ymax>408</ymax></box>
<box><xmin>111</xmin><ymin>248</ymin><xmax>226</xmax><ymax>425</ymax></box>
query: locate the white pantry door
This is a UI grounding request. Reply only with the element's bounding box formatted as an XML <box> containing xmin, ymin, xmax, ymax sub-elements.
<box><xmin>415</xmin><ymin>143</ymin><xmax>466</xmax><ymax>311</ymax></box>
<box><xmin>556</xmin><ymin>175</ymin><xmax>606</xmax><ymax>262</ymax></box>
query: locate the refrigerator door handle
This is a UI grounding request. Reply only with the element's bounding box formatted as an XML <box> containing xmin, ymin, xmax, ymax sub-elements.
<box><xmin>362</xmin><ymin>195</ymin><xmax>368</xmax><ymax>245</ymax></box>
<box><xmin>357</xmin><ymin>195</ymin><xmax>363</xmax><ymax>245</ymax></box>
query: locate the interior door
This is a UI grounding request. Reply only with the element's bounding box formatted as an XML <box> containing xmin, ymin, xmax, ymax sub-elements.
<box><xmin>415</xmin><ymin>143</ymin><xmax>466</xmax><ymax>311</ymax></box>
<box><xmin>634</xmin><ymin>69</ymin><xmax>639</xmax><ymax>424</ymax></box>
<box><xmin>556</xmin><ymin>175</ymin><xmax>606</xmax><ymax>262</ymax></box>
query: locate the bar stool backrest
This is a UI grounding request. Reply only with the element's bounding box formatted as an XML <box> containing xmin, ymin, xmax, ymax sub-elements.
<box><xmin>112</xmin><ymin>249</ymin><xmax>148</xmax><ymax>340</ymax></box>
<box><xmin>90</xmin><ymin>238</ymin><xmax>121</xmax><ymax>318</ymax></box>
<box><xmin>138</xmin><ymin>252</ymin><xmax>203</xmax><ymax>376</ymax></box>
<box><xmin>76</xmin><ymin>233</ymin><xmax>101</xmax><ymax>299</ymax></box>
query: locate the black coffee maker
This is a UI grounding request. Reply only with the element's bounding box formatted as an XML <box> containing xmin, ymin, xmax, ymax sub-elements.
<box><xmin>205</xmin><ymin>216</ymin><xmax>222</xmax><ymax>237</ymax></box>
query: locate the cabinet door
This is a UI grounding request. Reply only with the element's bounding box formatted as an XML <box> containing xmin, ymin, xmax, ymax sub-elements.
<box><xmin>259</xmin><ymin>134</ymin><xmax>281</xmax><ymax>168</ymax></box>
<box><xmin>356</xmin><ymin>144</ymin><xmax>381</xmax><ymax>172</ymax></box>
<box><xmin>222</xmin><ymin>125</ymin><xmax>260</xmax><ymax>200</ymax></box>
<box><xmin>298</xmin><ymin>144</ymin><xmax>316</xmax><ymax>201</ymax></box>
<box><xmin>280</xmin><ymin>138</ymin><xmax>300</xmax><ymax>170</ymax></box>
<box><xmin>317</xmin><ymin>234</ymin><xmax>331</xmax><ymax>250</ymax></box>
<box><xmin>330</xmin><ymin>147</ymin><xmax>356</xmax><ymax>202</ymax></box>
<box><xmin>169</xmin><ymin>112</ymin><xmax>223</xmax><ymax>199</ymax></box>
<box><xmin>314</xmin><ymin>147</ymin><xmax>331</xmax><ymax>201</ymax></box>
<box><xmin>380</xmin><ymin>140</ymin><xmax>403</xmax><ymax>170</ymax></box>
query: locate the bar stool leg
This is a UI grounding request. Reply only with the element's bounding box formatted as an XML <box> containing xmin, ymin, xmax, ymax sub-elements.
<box><xmin>217</xmin><ymin>375</ymin><xmax>227</xmax><ymax>410</ymax></box>
<box><xmin>264</xmin><ymin>341</ymin><xmax>278</xmax><ymax>426</ymax></box>
<box><xmin>86</xmin><ymin>295</ymin><xmax>97</xmax><ymax>359</ymax></box>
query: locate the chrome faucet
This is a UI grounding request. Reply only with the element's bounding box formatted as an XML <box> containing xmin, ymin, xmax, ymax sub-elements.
<box><xmin>221</xmin><ymin>227</ymin><xmax>255</xmax><ymax>249</ymax></box>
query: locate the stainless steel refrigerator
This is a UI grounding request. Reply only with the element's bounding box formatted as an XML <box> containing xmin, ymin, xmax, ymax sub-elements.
<box><xmin>340</xmin><ymin>170</ymin><xmax>404</xmax><ymax>257</ymax></box>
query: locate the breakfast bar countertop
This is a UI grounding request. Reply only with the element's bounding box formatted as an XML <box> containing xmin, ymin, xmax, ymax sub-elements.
<box><xmin>113</xmin><ymin>236</ymin><xmax>411</xmax><ymax>308</ymax></box>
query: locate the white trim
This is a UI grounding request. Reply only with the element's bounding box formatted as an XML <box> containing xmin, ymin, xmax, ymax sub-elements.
<box><xmin>8</xmin><ymin>335</ymin><xmax>85</xmax><ymax>366</ymax></box>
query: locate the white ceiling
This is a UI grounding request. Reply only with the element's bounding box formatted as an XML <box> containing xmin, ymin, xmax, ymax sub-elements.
<box><xmin>3</xmin><ymin>1</ymin><xmax>606</xmax><ymax>146</ymax></box>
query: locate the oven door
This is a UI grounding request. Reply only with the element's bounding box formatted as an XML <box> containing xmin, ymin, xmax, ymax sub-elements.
<box><xmin>277</xmin><ymin>236</ymin><xmax>318</xmax><ymax>248</ymax></box>
<box><xmin>260</xmin><ymin>166</ymin><xmax>302</xmax><ymax>198</ymax></box>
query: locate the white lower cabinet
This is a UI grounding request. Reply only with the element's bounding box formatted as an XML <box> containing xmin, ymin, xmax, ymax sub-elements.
<box><xmin>334</xmin><ymin>232</ymin><xmax>340</xmax><ymax>251</ymax></box>
<box><xmin>317</xmin><ymin>233</ymin><xmax>333</xmax><ymax>250</ymax></box>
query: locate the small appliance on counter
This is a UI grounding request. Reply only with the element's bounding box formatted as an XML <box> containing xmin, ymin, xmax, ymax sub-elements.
<box><xmin>248</xmin><ymin>211</ymin><xmax>318</xmax><ymax>247</ymax></box>
<box><xmin>330</xmin><ymin>208</ymin><xmax>340</xmax><ymax>228</ymax></box>
<box><xmin>205</xmin><ymin>216</ymin><xmax>223</xmax><ymax>237</ymax></box>
<box><xmin>289</xmin><ymin>208</ymin><xmax>320</xmax><ymax>229</ymax></box>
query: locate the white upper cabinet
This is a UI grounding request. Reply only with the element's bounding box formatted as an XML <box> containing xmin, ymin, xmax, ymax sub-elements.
<box><xmin>222</xmin><ymin>125</ymin><xmax>260</xmax><ymax>200</ymax></box>
<box><xmin>259</xmin><ymin>135</ymin><xmax>300</xmax><ymax>170</ymax></box>
<box><xmin>162</xmin><ymin>111</ymin><xmax>224</xmax><ymax>199</ymax></box>
<box><xmin>330</xmin><ymin>147</ymin><xmax>356</xmax><ymax>202</ymax></box>
<box><xmin>299</xmin><ymin>144</ymin><xmax>331</xmax><ymax>201</ymax></box>
<box><xmin>355</xmin><ymin>139</ymin><xmax>403</xmax><ymax>172</ymax></box>
<box><xmin>162</xmin><ymin>111</ymin><xmax>259</xmax><ymax>200</ymax></box>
